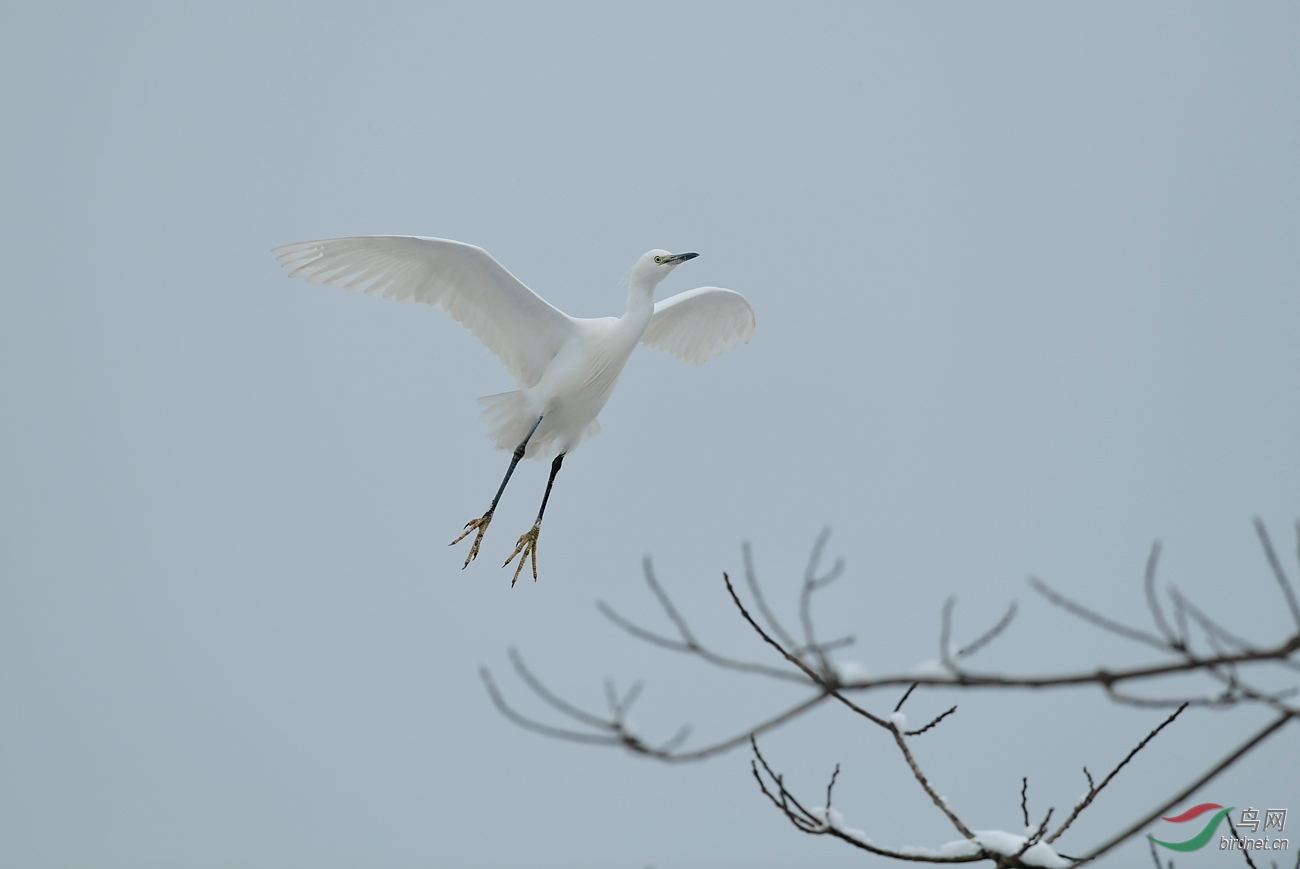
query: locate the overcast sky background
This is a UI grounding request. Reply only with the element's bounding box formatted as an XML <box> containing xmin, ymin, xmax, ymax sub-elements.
<box><xmin>3</xmin><ymin>4</ymin><xmax>1298</xmax><ymax>868</ymax></box>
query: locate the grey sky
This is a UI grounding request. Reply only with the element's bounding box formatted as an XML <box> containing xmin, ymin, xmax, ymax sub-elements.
<box><xmin>2</xmin><ymin>3</ymin><xmax>1297</xmax><ymax>868</ymax></box>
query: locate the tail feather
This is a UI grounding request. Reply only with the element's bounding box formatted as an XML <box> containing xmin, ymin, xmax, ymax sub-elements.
<box><xmin>476</xmin><ymin>391</ymin><xmax>602</xmax><ymax>458</ymax></box>
<box><xmin>477</xmin><ymin>391</ymin><xmax>533</xmax><ymax>452</ymax></box>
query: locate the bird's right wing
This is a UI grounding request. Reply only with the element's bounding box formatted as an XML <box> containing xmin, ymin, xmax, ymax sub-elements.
<box><xmin>641</xmin><ymin>287</ymin><xmax>756</xmax><ymax>363</ymax></box>
<box><xmin>272</xmin><ymin>236</ymin><xmax>576</xmax><ymax>389</ymax></box>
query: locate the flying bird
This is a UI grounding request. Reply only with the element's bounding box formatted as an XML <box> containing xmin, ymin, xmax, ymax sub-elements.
<box><xmin>273</xmin><ymin>236</ymin><xmax>754</xmax><ymax>584</ymax></box>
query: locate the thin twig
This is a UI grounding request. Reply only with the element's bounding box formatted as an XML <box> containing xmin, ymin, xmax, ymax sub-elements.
<box><xmin>940</xmin><ymin>597</ymin><xmax>957</xmax><ymax>670</ymax></box>
<box><xmin>799</xmin><ymin>527</ymin><xmax>844</xmax><ymax>676</ymax></box>
<box><xmin>791</xmin><ymin>635</ymin><xmax>856</xmax><ymax>657</ymax></box>
<box><xmin>1074</xmin><ymin>710</ymin><xmax>1295</xmax><ymax>864</ymax></box>
<box><xmin>649</xmin><ymin>692</ymin><xmax>831</xmax><ymax>762</ymax></box>
<box><xmin>750</xmin><ymin>738</ymin><xmax>987</xmax><ymax>864</ymax></box>
<box><xmin>1028</xmin><ymin>576</ymin><xmax>1172</xmax><ymax>653</ymax></box>
<box><xmin>826</xmin><ymin>763</ymin><xmax>840</xmax><ymax>812</ymax></box>
<box><xmin>617</xmin><ymin>680</ymin><xmax>643</xmax><ymax>719</ymax></box>
<box><xmin>1102</xmin><ymin>683</ymin><xmax>1235</xmax><ymax>709</ymax></box>
<box><xmin>642</xmin><ymin>557</ymin><xmax>698</xmax><ymax>646</ymax></box>
<box><xmin>742</xmin><ymin>543</ymin><xmax>799</xmax><ymax>651</ymax></box>
<box><xmin>1048</xmin><ymin>703</ymin><xmax>1188</xmax><ymax>843</ymax></box>
<box><xmin>825</xmin><ymin>687</ymin><xmax>893</xmax><ymax>728</ymax></box>
<box><xmin>723</xmin><ymin>571</ymin><xmax>828</xmax><ymax>684</ymax></box>
<box><xmin>958</xmin><ymin>601</ymin><xmax>1019</xmax><ymax>660</ymax></box>
<box><xmin>490</xmin><ymin>660</ymin><xmax>831</xmax><ymax>762</ymax></box>
<box><xmin>1144</xmin><ymin>541</ymin><xmax>1180</xmax><ymax>648</ymax></box>
<box><xmin>656</xmin><ymin>724</ymin><xmax>692</xmax><ymax>754</ymax></box>
<box><xmin>479</xmin><ymin>668</ymin><xmax>621</xmax><ymax>747</ymax></box>
<box><xmin>906</xmin><ymin>706</ymin><xmax>957</xmax><ymax>736</ymax></box>
<box><xmin>1014</xmin><ymin>807</ymin><xmax>1054</xmax><ymax>858</ymax></box>
<box><xmin>1256</xmin><ymin>518</ymin><xmax>1300</xmax><ymax>631</ymax></box>
<box><xmin>896</xmin><ymin>682</ymin><xmax>919</xmax><ymax>713</ymax></box>
<box><xmin>1169</xmin><ymin>587</ymin><xmax>1293</xmax><ymax>667</ymax></box>
<box><xmin>596</xmin><ymin>600</ymin><xmax>808</xmax><ymax>682</ymax></box>
<box><xmin>508</xmin><ymin>648</ymin><xmax>613</xmax><ymax>731</ymax></box>
<box><xmin>889</xmin><ymin>723</ymin><xmax>975</xmax><ymax>838</ymax></box>
<box><xmin>1021</xmin><ymin>777</ymin><xmax>1030</xmax><ymax>828</ymax></box>
<box><xmin>1226</xmin><ymin>815</ymin><xmax>1260</xmax><ymax>869</ymax></box>
<box><xmin>1147</xmin><ymin>837</ymin><xmax>1167</xmax><ymax>869</ymax></box>
<box><xmin>1172</xmin><ymin>594</ymin><xmax>1190</xmax><ymax>653</ymax></box>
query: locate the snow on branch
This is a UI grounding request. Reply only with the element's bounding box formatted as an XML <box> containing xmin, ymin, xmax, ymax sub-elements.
<box><xmin>481</xmin><ymin>520</ymin><xmax>1300</xmax><ymax>866</ymax></box>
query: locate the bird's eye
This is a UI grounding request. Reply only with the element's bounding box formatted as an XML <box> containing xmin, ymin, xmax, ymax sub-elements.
<box><xmin>654</xmin><ymin>255</ymin><xmax>663</xmax><ymax>264</ymax></box>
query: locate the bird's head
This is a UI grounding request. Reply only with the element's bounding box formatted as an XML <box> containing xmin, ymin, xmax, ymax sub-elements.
<box><xmin>630</xmin><ymin>249</ymin><xmax>699</xmax><ymax>287</ymax></box>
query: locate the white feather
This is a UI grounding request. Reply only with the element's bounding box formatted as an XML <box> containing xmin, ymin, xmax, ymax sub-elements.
<box><xmin>274</xmin><ymin>239</ymin><xmax>753</xmax><ymax>457</ymax></box>
<box><xmin>642</xmin><ymin>287</ymin><xmax>756</xmax><ymax>363</ymax></box>
<box><xmin>272</xmin><ymin>235</ymin><xmax>576</xmax><ymax>390</ymax></box>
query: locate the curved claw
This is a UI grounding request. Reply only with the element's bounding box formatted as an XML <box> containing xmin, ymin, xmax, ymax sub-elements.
<box><xmin>451</xmin><ymin>512</ymin><xmax>493</xmax><ymax>569</ymax></box>
<box><xmin>503</xmin><ymin>522</ymin><xmax>541</xmax><ymax>586</ymax></box>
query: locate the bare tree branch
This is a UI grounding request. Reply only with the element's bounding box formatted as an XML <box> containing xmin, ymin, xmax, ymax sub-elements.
<box><xmin>825</xmin><ymin>762</ymin><xmax>840</xmax><ymax>813</ymax></box>
<box><xmin>479</xmin><ymin>668</ymin><xmax>621</xmax><ymax>747</ymax></box>
<box><xmin>940</xmin><ymin>597</ymin><xmax>958</xmax><ymax>670</ymax></box>
<box><xmin>1170</xmin><ymin>587</ymin><xmax>1300</xmax><ymax>674</ymax></box>
<box><xmin>1225</xmin><ymin>815</ymin><xmax>1261</xmax><ymax>869</ymax></box>
<box><xmin>743</xmin><ymin>542</ymin><xmax>799</xmax><ymax>652</ymax></box>
<box><xmin>1256</xmin><ymin>517</ymin><xmax>1300</xmax><ymax>631</ymax></box>
<box><xmin>1048</xmin><ymin>703</ymin><xmax>1188</xmax><ymax>843</ymax></box>
<box><xmin>1014</xmin><ymin>807</ymin><xmax>1054</xmax><ymax>859</ymax></box>
<box><xmin>1147</xmin><ymin>837</ymin><xmax>1171</xmax><ymax>869</ymax></box>
<box><xmin>722</xmin><ymin>570</ymin><xmax>830</xmax><ymax>684</ymax></box>
<box><xmin>959</xmin><ymin>601</ymin><xmax>1019</xmax><ymax>660</ymax></box>
<box><xmin>750</xmin><ymin>738</ymin><xmax>989</xmax><ymax>864</ymax></box>
<box><xmin>506</xmin><ymin>647</ymin><xmax>612</xmax><ymax>731</ymax></box>
<box><xmin>799</xmin><ymin>526</ymin><xmax>844</xmax><ymax>676</ymax></box>
<box><xmin>595</xmin><ymin>600</ymin><xmax>807</xmax><ymax>683</ymax></box>
<box><xmin>1074</xmin><ymin>710</ymin><xmax>1296</xmax><ymax>864</ymax></box>
<box><xmin>888</xmin><ymin>718</ymin><xmax>975</xmax><ymax>838</ymax></box>
<box><xmin>906</xmin><ymin>705</ymin><xmax>958</xmax><ymax>736</ymax></box>
<box><xmin>1028</xmin><ymin>575</ymin><xmax>1171</xmax><ymax>652</ymax></box>
<box><xmin>485</xmin><ymin>525</ymin><xmax>1300</xmax><ymax>866</ymax></box>
<box><xmin>1143</xmin><ymin>541</ymin><xmax>1181</xmax><ymax>649</ymax></box>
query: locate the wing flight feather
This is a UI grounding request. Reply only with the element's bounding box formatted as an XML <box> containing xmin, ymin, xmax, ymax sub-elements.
<box><xmin>641</xmin><ymin>287</ymin><xmax>755</xmax><ymax>363</ymax></box>
<box><xmin>272</xmin><ymin>236</ymin><xmax>576</xmax><ymax>388</ymax></box>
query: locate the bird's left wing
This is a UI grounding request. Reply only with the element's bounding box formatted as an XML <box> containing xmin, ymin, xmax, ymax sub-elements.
<box><xmin>272</xmin><ymin>236</ymin><xmax>576</xmax><ymax>389</ymax></box>
<box><xmin>641</xmin><ymin>287</ymin><xmax>755</xmax><ymax>363</ymax></box>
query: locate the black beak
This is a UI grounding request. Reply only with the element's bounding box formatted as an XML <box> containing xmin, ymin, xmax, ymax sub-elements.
<box><xmin>664</xmin><ymin>252</ymin><xmax>699</xmax><ymax>265</ymax></box>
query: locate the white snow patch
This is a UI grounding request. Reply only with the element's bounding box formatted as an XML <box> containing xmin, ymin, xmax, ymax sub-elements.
<box><xmin>835</xmin><ymin>659</ymin><xmax>869</xmax><ymax>682</ymax></box>
<box><xmin>937</xmin><ymin>838</ymin><xmax>982</xmax><ymax>857</ymax></box>
<box><xmin>910</xmin><ymin>659</ymin><xmax>947</xmax><ymax>677</ymax></box>
<box><xmin>807</xmin><ymin>807</ymin><xmax>872</xmax><ymax>845</ymax></box>
<box><xmin>930</xmin><ymin>831</ymin><xmax>1070</xmax><ymax>869</ymax></box>
<box><xmin>807</xmin><ymin>806</ymin><xmax>844</xmax><ymax>830</ymax></box>
<box><xmin>889</xmin><ymin>711</ymin><xmax>908</xmax><ymax>731</ymax></box>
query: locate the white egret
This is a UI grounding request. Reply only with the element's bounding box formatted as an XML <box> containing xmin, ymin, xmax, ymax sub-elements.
<box><xmin>273</xmin><ymin>236</ymin><xmax>755</xmax><ymax>584</ymax></box>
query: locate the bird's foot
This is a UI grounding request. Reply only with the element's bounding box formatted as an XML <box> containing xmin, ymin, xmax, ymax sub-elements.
<box><xmin>450</xmin><ymin>511</ymin><xmax>493</xmax><ymax>568</ymax></box>
<box><xmin>503</xmin><ymin>521</ymin><xmax>542</xmax><ymax>586</ymax></box>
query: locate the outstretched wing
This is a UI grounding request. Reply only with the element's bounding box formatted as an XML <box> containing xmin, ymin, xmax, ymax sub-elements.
<box><xmin>641</xmin><ymin>287</ymin><xmax>755</xmax><ymax>363</ymax></box>
<box><xmin>272</xmin><ymin>236</ymin><xmax>576</xmax><ymax>389</ymax></box>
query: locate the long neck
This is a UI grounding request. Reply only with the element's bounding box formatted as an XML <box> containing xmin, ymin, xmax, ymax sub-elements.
<box><xmin>624</xmin><ymin>277</ymin><xmax>657</xmax><ymax>322</ymax></box>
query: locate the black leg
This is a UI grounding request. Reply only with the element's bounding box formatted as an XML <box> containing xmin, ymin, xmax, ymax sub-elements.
<box><xmin>536</xmin><ymin>453</ymin><xmax>565</xmax><ymax>523</ymax></box>
<box><xmin>504</xmin><ymin>451</ymin><xmax>567</xmax><ymax>586</ymax></box>
<box><xmin>487</xmin><ymin>415</ymin><xmax>544</xmax><ymax>516</ymax></box>
<box><xmin>451</xmin><ymin>415</ymin><xmax>544</xmax><ymax>567</ymax></box>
